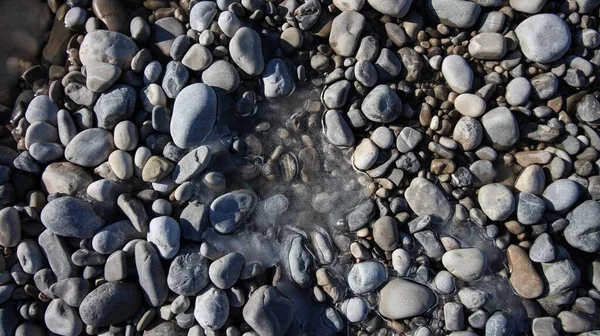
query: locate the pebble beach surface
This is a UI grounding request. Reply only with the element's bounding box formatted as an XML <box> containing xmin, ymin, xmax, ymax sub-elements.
<box><xmin>2</xmin><ymin>0</ymin><xmax>600</xmax><ymax>335</ymax></box>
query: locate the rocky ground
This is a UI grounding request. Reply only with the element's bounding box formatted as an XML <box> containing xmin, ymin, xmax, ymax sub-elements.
<box><xmin>1</xmin><ymin>0</ymin><xmax>600</xmax><ymax>335</ymax></box>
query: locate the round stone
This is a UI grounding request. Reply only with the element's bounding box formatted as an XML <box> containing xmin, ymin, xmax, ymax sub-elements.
<box><xmin>347</xmin><ymin>261</ymin><xmax>387</xmax><ymax>294</ymax></box>
<box><xmin>41</xmin><ymin>196</ymin><xmax>103</xmax><ymax>238</ymax></box>
<box><xmin>170</xmin><ymin>83</ymin><xmax>217</xmax><ymax>149</ymax></box>
<box><xmin>453</xmin><ymin>116</ymin><xmax>483</xmax><ymax>151</ymax></box>
<box><xmin>542</xmin><ymin>179</ymin><xmax>580</xmax><ymax>212</ymax></box>
<box><xmin>478</xmin><ymin>183</ymin><xmax>515</xmax><ymax>221</ymax></box>
<box><xmin>378</xmin><ymin>278</ymin><xmax>436</xmax><ymax>319</ymax></box>
<box><xmin>442</xmin><ymin>55</ymin><xmax>473</xmax><ymax>93</ymax></box>
<box><xmin>209</xmin><ymin>190</ymin><xmax>258</xmax><ymax>234</ymax></box>
<box><xmin>442</xmin><ymin>248</ymin><xmax>487</xmax><ymax>281</ymax></box>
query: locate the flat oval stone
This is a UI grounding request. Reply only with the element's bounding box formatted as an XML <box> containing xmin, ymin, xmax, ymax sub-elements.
<box><xmin>367</xmin><ymin>0</ymin><xmax>412</xmax><ymax>17</ymax></box>
<box><xmin>172</xmin><ymin>146</ymin><xmax>212</xmax><ymax>184</ymax></box>
<box><xmin>324</xmin><ymin>110</ymin><xmax>355</xmax><ymax>147</ymax></box>
<box><xmin>209</xmin><ymin>252</ymin><xmax>245</xmax><ymax>289</ymax></box>
<box><xmin>353</xmin><ymin>139</ymin><xmax>379</xmax><ymax>170</ymax></box>
<box><xmin>0</xmin><ymin>207</ymin><xmax>20</xmax><ymax>247</ymax></box>
<box><xmin>79</xmin><ymin>281</ymin><xmax>142</xmax><ymax>327</ymax></box>
<box><xmin>543</xmin><ymin>179</ymin><xmax>580</xmax><ymax>212</ymax></box>
<box><xmin>170</xmin><ymin>83</ymin><xmax>217</xmax><ymax>149</ymax></box>
<box><xmin>378</xmin><ymin>278</ymin><xmax>436</xmax><ymax>319</ymax></box>
<box><xmin>442</xmin><ymin>55</ymin><xmax>473</xmax><ymax>93</ymax></box>
<box><xmin>41</xmin><ymin>196</ymin><xmax>103</xmax><ymax>238</ymax></box>
<box><xmin>361</xmin><ymin>85</ymin><xmax>402</xmax><ymax>123</ymax></box>
<box><xmin>230</xmin><ymin>27</ymin><xmax>264</xmax><ymax>76</ymax></box>
<box><xmin>515</xmin><ymin>14</ymin><xmax>571</xmax><ymax>63</ymax></box>
<box><xmin>65</xmin><ymin>128</ymin><xmax>115</xmax><ymax>167</ymax></box>
<box><xmin>209</xmin><ymin>190</ymin><xmax>258</xmax><ymax>234</ymax></box>
<box><xmin>26</xmin><ymin>95</ymin><xmax>59</xmax><ymax>126</ymax></box>
<box><xmin>405</xmin><ymin>177</ymin><xmax>452</xmax><ymax>222</ymax></box>
<box><xmin>323</xmin><ymin>80</ymin><xmax>351</xmax><ymax>109</ymax></box>
<box><xmin>135</xmin><ymin>241</ymin><xmax>168</xmax><ymax>307</ymax></box>
<box><xmin>442</xmin><ymin>248</ymin><xmax>487</xmax><ymax>281</ymax></box>
<box><xmin>454</xmin><ymin>93</ymin><xmax>486</xmax><ymax>117</ymax></box>
<box><xmin>429</xmin><ymin>0</ymin><xmax>481</xmax><ymax>28</ymax></box>
<box><xmin>92</xmin><ymin>220</ymin><xmax>145</xmax><ymax>254</ymax></box>
<box><xmin>79</xmin><ymin>30</ymin><xmax>138</xmax><ymax>69</ymax></box>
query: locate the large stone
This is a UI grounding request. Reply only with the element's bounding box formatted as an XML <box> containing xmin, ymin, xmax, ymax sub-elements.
<box><xmin>209</xmin><ymin>190</ymin><xmax>258</xmax><ymax>234</ymax></box>
<box><xmin>135</xmin><ymin>241</ymin><xmax>168</xmax><ymax>307</ymax></box>
<box><xmin>405</xmin><ymin>177</ymin><xmax>452</xmax><ymax>222</ymax></box>
<box><xmin>65</xmin><ymin>128</ymin><xmax>115</xmax><ymax>167</ymax></box>
<box><xmin>477</xmin><ymin>183</ymin><xmax>515</xmax><ymax>221</ymax></box>
<box><xmin>428</xmin><ymin>0</ymin><xmax>481</xmax><ymax>28</ymax></box>
<box><xmin>0</xmin><ymin>207</ymin><xmax>20</xmax><ymax>248</ymax></box>
<box><xmin>168</xmin><ymin>245</ymin><xmax>210</xmax><ymax>296</ymax></box>
<box><xmin>194</xmin><ymin>286</ymin><xmax>229</xmax><ymax>330</ymax></box>
<box><xmin>367</xmin><ymin>0</ymin><xmax>412</xmax><ymax>17</ymax></box>
<box><xmin>565</xmin><ymin>200</ymin><xmax>600</xmax><ymax>252</ymax></box>
<box><xmin>93</xmin><ymin>85</ymin><xmax>136</xmax><ymax>130</ymax></box>
<box><xmin>507</xmin><ymin>245</ymin><xmax>544</xmax><ymax>299</ymax></box>
<box><xmin>361</xmin><ymin>85</ymin><xmax>402</xmax><ymax>123</ymax></box>
<box><xmin>329</xmin><ymin>11</ymin><xmax>366</xmax><ymax>57</ymax></box>
<box><xmin>481</xmin><ymin>107</ymin><xmax>519</xmax><ymax>150</ymax></box>
<box><xmin>41</xmin><ymin>196</ymin><xmax>103</xmax><ymax>238</ymax></box>
<box><xmin>79</xmin><ymin>30</ymin><xmax>138</xmax><ymax>69</ymax></box>
<box><xmin>79</xmin><ymin>281</ymin><xmax>142</xmax><ymax>327</ymax></box>
<box><xmin>243</xmin><ymin>286</ymin><xmax>294</xmax><ymax>336</ymax></box>
<box><xmin>347</xmin><ymin>261</ymin><xmax>387</xmax><ymax>294</ymax></box>
<box><xmin>442</xmin><ymin>248</ymin><xmax>487</xmax><ymax>281</ymax></box>
<box><xmin>230</xmin><ymin>27</ymin><xmax>264</xmax><ymax>76</ymax></box>
<box><xmin>170</xmin><ymin>83</ymin><xmax>217</xmax><ymax>149</ymax></box>
<box><xmin>378</xmin><ymin>278</ymin><xmax>436</xmax><ymax>319</ymax></box>
<box><xmin>442</xmin><ymin>55</ymin><xmax>473</xmax><ymax>93</ymax></box>
<box><xmin>515</xmin><ymin>14</ymin><xmax>571</xmax><ymax>63</ymax></box>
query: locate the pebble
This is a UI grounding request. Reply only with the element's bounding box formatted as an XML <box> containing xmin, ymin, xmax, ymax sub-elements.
<box><xmin>182</xmin><ymin>44</ymin><xmax>212</xmax><ymax>72</ymax></box>
<box><xmin>576</xmin><ymin>94</ymin><xmax>600</xmax><ymax>125</ymax></box>
<box><xmin>29</xmin><ymin>142</ymin><xmax>63</xmax><ymax>163</ymax></box>
<box><xmin>179</xmin><ymin>203</ymin><xmax>210</xmax><ymax>242</ymax></box>
<box><xmin>153</xmin><ymin>18</ymin><xmax>184</xmax><ymax>57</ymax></box>
<box><xmin>541</xmin><ymin>249</ymin><xmax>581</xmax><ymax>296</ymax></box>
<box><xmin>486</xmin><ymin>312</ymin><xmax>513</xmax><ymax>336</ymax></box>
<box><xmin>38</xmin><ymin>230</ymin><xmax>79</xmax><ymax>280</ymax></box>
<box><xmin>218</xmin><ymin>11</ymin><xmax>242</xmax><ymax>38</ymax></box>
<box><xmin>16</xmin><ymin>239</ymin><xmax>44</xmax><ymax>274</ymax></box>
<box><xmin>376</xmin><ymin>48</ymin><xmax>403</xmax><ymax>81</ymax></box>
<box><xmin>25</xmin><ymin>95</ymin><xmax>59</xmax><ymax>126</ymax></box>
<box><xmin>347</xmin><ymin>261</ymin><xmax>387</xmax><ymax>294</ymax></box>
<box><xmin>378</xmin><ymin>278</ymin><xmax>436</xmax><ymax>319</ymax></box>
<box><xmin>454</xmin><ymin>93</ymin><xmax>486</xmax><ymax>117</ymax></box>
<box><xmin>468</xmin><ymin>33</ymin><xmax>506</xmax><ymax>60</ymax></box>
<box><xmin>135</xmin><ymin>241</ymin><xmax>168</xmax><ymax>307</ymax></box>
<box><xmin>64</xmin><ymin>128</ymin><xmax>115</xmax><ymax>167</ymax></box>
<box><xmin>104</xmin><ymin>250</ymin><xmax>127</xmax><ymax>281</ymax></box>
<box><xmin>194</xmin><ymin>286</ymin><xmax>229</xmax><ymax>330</ymax></box>
<box><xmin>333</xmin><ymin>0</ymin><xmax>365</xmax><ymax>11</ymax></box>
<box><xmin>361</xmin><ymin>85</ymin><xmax>402</xmax><ymax>123</ymax></box>
<box><xmin>396</xmin><ymin>127</ymin><xmax>422</xmax><ymax>153</ymax></box>
<box><xmin>147</xmin><ymin>216</ymin><xmax>181</xmax><ymax>259</ymax></box>
<box><xmin>262</xmin><ymin>58</ymin><xmax>295</xmax><ymax>98</ymax></box>
<box><xmin>209</xmin><ymin>190</ymin><xmax>258</xmax><ymax>234</ymax></box>
<box><xmin>442</xmin><ymin>55</ymin><xmax>473</xmax><ymax>93</ymax></box>
<box><xmin>453</xmin><ymin>116</ymin><xmax>483</xmax><ymax>151</ymax></box>
<box><xmin>324</xmin><ymin>110</ymin><xmax>355</xmax><ymax>147</ymax></box>
<box><xmin>354</xmin><ymin>60</ymin><xmax>378</xmax><ymax>87</ymax></box>
<box><xmin>507</xmin><ymin>245</ymin><xmax>544</xmax><ymax>299</ymax></box>
<box><xmin>429</xmin><ymin>0</ymin><xmax>481</xmax><ymax>28</ymax></box>
<box><xmin>294</xmin><ymin>0</ymin><xmax>321</xmax><ymax>30</ymax></box>
<box><xmin>434</xmin><ymin>270</ymin><xmax>455</xmax><ymax>294</ymax></box>
<box><xmin>353</xmin><ymin>139</ymin><xmax>379</xmax><ymax>170</ymax></box>
<box><xmin>45</xmin><ymin>298</ymin><xmax>83</xmax><ymax>336</ymax></box>
<box><xmin>25</xmin><ymin>122</ymin><xmax>58</xmax><ymax>149</ymax></box>
<box><xmin>288</xmin><ymin>237</ymin><xmax>312</xmax><ymax>287</ymax></box>
<box><xmin>529</xmin><ymin>233</ymin><xmax>555</xmax><ymax>263</ymax></box>
<box><xmin>108</xmin><ymin>150</ymin><xmax>133</xmax><ymax>180</ymax></box>
<box><xmin>506</xmin><ymin>77</ymin><xmax>531</xmax><ymax>106</ymax></box>
<box><xmin>442</xmin><ymin>248</ymin><xmax>487</xmax><ymax>281</ymax></box>
<box><xmin>92</xmin><ymin>0</ymin><xmax>128</xmax><ymax>32</ymax></box>
<box><xmin>201</xmin><ymin>60</ymin><xmax>240</xmax><ymax>94</ymax></box>
<box><xmin>510</xmin><ymin>0</ymin><xmax>546</xmax><ymax>13</ymax></box>
<box><xmin>514</xmin><ymin>165</ymin><xmax>545</xmax><ymax>195</ymax></box>
<box><xmin>92</xmin><ymin>220</ymin><xmax>145</xmax><ymax>254</ymax></box>
<box><xmin>162</xmin><ymin>63</ymin><xmax>189</xmax><ymax>100</ymax></box>
<box><xmin>50</xmin><ymin>277</ymin><xmax>89</xmax><ymax>307</ymax></box>
<box><xmin>209</xmin><ymin>252</ymin><xmax>245</xmax><ymax>289</ymax></box>
<box><xmin>86</xmin><ymin>62</ymin><xmax>121</xmax><ymax>93</ymax></box>
<box><xmin>171</xmin><ymin>83</ymin><xmax>217</xmax><ymax>149</ymax></box>
<box><xmin>405</xmin><ymin>177</ymin><xmax>452</xmax><ymax>222</ymax></box>
<box><xmin>515</xmin><ymin>14</ymin><xmax>571</xmax><ymax>63</ymax></box>
<box><xmin>340</xmin><ymin>297</ymin><xmax>369</xmax><ymax>323</ymax></box>
<box><xmin>142</xmin><ymin>156</ymin><xmax>174</xmax><ymax>183</ymax></box>
<box><xmin>481</xmin><ymin>107</ymin><xmax>519</xmax><ymax>150</ymax></box>
<box><xmin>372</xmin><ymin>216</ymin><xmax>399</xmax><ymax>251</ymax></box>
<box><xmin>79</xmin><ymin>281</ymin><xmax>142</xmax><ymax>327</ymax></box>
<box><xmin>230</xmin><ymin>27</ymin><xmax>264</xmax><ymax>76</ymax></box>
<box><xmin>478</xmin><ymin>183</ymin><xmax>515</xmax><ymax>221</ymax></box>
<box><xmin>516</xmin><ymin>192</ymin><xmax>545</xmax><ymax>225</ymax></box>
<box><xmin>367</xmin><ymin>0</ymin><xmax>412</xmax><ymax>17</ymax></box>
<box><xmin>0</xmin><ymin>207</ymin><xmax>20</xmax><ymax>247</ymax></box>
<box><xmin>532</xmin><ymin>317</ymin><xmax>560</xmax><ymax>336</ymax></box>
<box><xmin>79</xmin><ymin>30</ymin><xmax>138</xmax><ymax>69</ymax></box>
<box><xmin>329</xmin><ymin>11</ymin><xmax>365</xmax><ymax>57</ymax></box>
<box><xmin>392</xmin><ymin>248</ymin><xmax>411</xmax><ymax>276</ymax></box>
<box><xmin>346</xmin><ymin>199</ymin><xmax>376</xmax><ymax>231</ymax></box>
<box><xmin>542</xmin><ymin>179</ymin><xmax>580</xmax><ymax>212</ymax></box>
<box><xmin>458</xmin><ymin>287</ymin><xmax>489</xmax><ymax>310</ymax></box>
<box><xmin>243</xmin><ymin>286</ymin><xmax>294</xmax><ymax>336</ymax></box>
<box><xmin>565</xmin><ymin>200</ymin><xmax>600</xmax><ymax>252</ymax></box>
<box><xmin>41</xmin><ymin>196</ymin><xmax>103</xmax><ymax>238</ymax></box>
<box><xmin>168</xmin><ymin>245</ymin><xmax>210</xmax><ymax>296</ymax></box>
<box><xmin>190</xmin><ymin>1</ymin><xmax>218</xmax><ymax>32</ymax></box>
